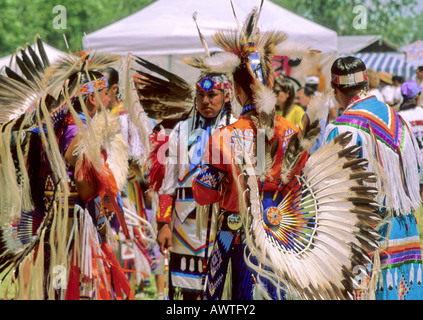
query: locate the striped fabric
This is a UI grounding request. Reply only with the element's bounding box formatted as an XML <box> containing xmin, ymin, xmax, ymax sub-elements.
<box><xmin>353</xmin><ymin>53</ymin><xmax>416</xmax><ymax>80</ymax></box>
<box><xmin>379</xmin><ymin>236</ymin><xmax>422</xmax><ymax>268</ymax></box>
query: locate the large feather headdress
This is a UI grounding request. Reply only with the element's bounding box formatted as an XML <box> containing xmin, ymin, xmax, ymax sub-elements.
<box><xmin>185</xmin><ymin>2</ymin><xmax>324</xmax><ymax>182</ymax></box>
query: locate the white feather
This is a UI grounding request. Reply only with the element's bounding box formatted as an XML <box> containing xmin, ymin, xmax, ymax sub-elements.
<box><xmin>204</xmin><ymin>52</ymin><xmax>240</xmax><ymax>74</ymax></box>
<box><xmin>306</xmin><ymin>90</ymin><xmax>332</xmax><ymax>123</ymax></box>
<box><xmin>253</xmin><ymin>83</ymin><xmax>276</xmax><ymax>115</ymax></box>
<box><xmin>274</xmin><ymin>40</ymin><xmax>319</xmax><ymax>59</ymax></box>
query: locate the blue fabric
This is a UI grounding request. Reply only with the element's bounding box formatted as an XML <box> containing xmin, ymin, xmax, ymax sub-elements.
<box><xmin>374</xmin><ymin>213</ymin><xmax>423</xmax><ymax>300</ymax></box>
<box><xmin>189</xmin><ymin>120</ymin><xmax>211</xmax><ymax>172</ymax></box>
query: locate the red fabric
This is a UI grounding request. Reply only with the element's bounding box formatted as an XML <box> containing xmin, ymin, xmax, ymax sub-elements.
<box><xmin>147</xmin><ymin>130</ymin><xmax>170</xmax><ymax>192</ymax></box>
<box><xmin>156</xmin><ymin>194</ymin><xmax>174</xmax><ymax>223</ymax></box>
<box><xmin>101</xmin><ymin>242</ymin><xmax>135</xmax><ymax>300</ymax></box>
<box><xmin>65</xmin><ymin>253</ymin><xmax>81</xmax><ymax>300</ymax></box>
<box><xmin>193</xmin><ymin>115</ymin><xmax>308</xmax><ymax>212</ymax></box>
<box><xmin>74</xmin><ymin>153</ymin><xmax>129</xmax><ymax>238</ymax></box>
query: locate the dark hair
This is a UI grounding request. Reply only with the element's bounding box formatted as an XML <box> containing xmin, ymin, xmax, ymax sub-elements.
<box><xmin>297</xmin><ymin>86</ymin><xmax>315</xmax><ymax>97</ymax></box>
<box><xmin>392</xmin><ymin>75</ymin><xmax>404</xmax><ymax>84</ymax></box>
<box><xmin>331</xmin><ymin>56</ymin><xmax>369</xmax><ymax>96</ymax></box>
<box><xmin>67</xmin><ymin>70</ymin><xmax>105</xmax><ymax>113</ymax></box>
<box><xmin>225</xmin><ymin>101</ymin><xmax>232</xmax><ymax>126</ymax></box>
<box><xmin>417</xmin><ymin>66</ymin><xmax>423</xmax><ymax>72</ymax></box>
<box><xmin>233</xmin><ymin>64</ymin><xmax>254</xmax><ymax>100</ymax></box>
<box><xmin>400</xmin><ymin>92</ymin><xmax>421</xmax><ymax>111</ymax></box>
<box><xmin>274</xmin><ymin>78</ymin><xmax>295</xmax><ymax>116</ymax></box>
<box><xmin>102</xmin><ymin>67</ymin><xmax>119</xmax><ymax>87</ymax></box>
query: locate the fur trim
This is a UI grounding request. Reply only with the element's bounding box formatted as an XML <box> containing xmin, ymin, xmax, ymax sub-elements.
<box><xmin>73</xmin><ymin>111</ymin><xmax>129</xmax><ymax>192</ymax></box>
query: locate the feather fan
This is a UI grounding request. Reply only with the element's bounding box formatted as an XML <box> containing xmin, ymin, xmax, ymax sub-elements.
<box><xmin>0</xmin><ymin>36</ymin><xmax>51</xmax><ymax>124</ymax></box>
<box><xmin>233</xmin><ymin>130</ymin><xmax>381</xmax><ymax>300</ymax></box>
<box><xmin>132</xmin><ymin>55</ymin><xmax>194</xmax><ymax>121</ymax></box>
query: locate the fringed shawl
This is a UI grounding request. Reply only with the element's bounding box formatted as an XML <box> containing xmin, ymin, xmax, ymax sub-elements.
<box><xmin>323</xmin><ymin>95</ymin><xmax>422</xmax><ymax>215</ymax></box>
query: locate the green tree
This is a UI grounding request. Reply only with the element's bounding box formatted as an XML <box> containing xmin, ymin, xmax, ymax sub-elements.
<box><xmin>271</xmin><ymin>0</ymin><xmax>419</xmax><ymax>47</ymax></box>
<box><xmin>0</xmin><ymin>0</ymin><xmax>154</xmax><ymax>57</ymax></box>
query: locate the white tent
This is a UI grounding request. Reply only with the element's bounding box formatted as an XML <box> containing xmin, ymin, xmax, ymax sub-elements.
<box><xmin>83</xmin><ymin>0</ymin><xmax>338</xmax><ymax>86</ymax></box>
<box><xmin>0</xmin><ymin>42</ymin><xmax>64</xmax><ymax>72</ymax></box>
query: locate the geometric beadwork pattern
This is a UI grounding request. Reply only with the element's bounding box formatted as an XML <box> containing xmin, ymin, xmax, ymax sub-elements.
<box><xmin>195</xmin><ymin>164</ymin><xmax>226</xmax><ymax>190</ymax></box>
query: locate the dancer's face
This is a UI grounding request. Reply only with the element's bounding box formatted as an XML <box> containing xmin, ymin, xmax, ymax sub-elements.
<box><xmin>196</xmin><ymin>89</ymin><xmax>229</xmax><ymax>119</ymax></box>
<box><xmin>87</xmin><ymin>88</ymin><xmax>110</xmax><ymax>118</ymax></box>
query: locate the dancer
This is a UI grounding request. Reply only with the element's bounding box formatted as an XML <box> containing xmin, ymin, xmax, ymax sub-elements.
<box><xmin>324</xmin><ymin>56</ymin><xmax>423</xmax><ymax>300</ymax></box>
<box><xmin>130</xmin><ymin>56</ymin><xmax>236</xmax><ymax>299</ymax></box>
<box><xmin>191</xmin><ymin>4</ymin><xmax>381</xmax><ymax>300</ymax></box>
<box><xmin>0</xmin><ymin>38</ymin><xmax>134</xmax><ymax>300</ymax></box>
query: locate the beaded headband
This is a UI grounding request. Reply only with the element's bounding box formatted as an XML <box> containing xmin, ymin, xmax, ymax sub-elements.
<box><xmin>72</xmin><ymin>76</ymin><xmax>109</xmax><ymax>99</ymax></box>
<box><xmin>331</xmin><ymin>70</ymin><xmax>368</xmax><ymax>86</ymax></box>
<box><xmin>196</xmin><ymin>74</ymin><xmax>233</xmax><ymax>100</ymax></box>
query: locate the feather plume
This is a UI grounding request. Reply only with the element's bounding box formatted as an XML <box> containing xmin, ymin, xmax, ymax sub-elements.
<box><xmin>230</xmin><ymin>0</ymin><xmax>241</xmax><ymax>29</ymax></box>
<box><xmin>119</xmin><ymin>54</ymin><xmax>153</xmax><ymax>164</ymax></box>
<box><xmin>192</xmin><ymin>12</ymin><xmax>210</xmax><ymax>58</ymax></box>
<box><xmin>274</xmin><ymin>40</ymin><xmax>321</xmax><ymax>60</ymax></box>
<box><xmin>134</xmin><ymin>56</ymin><xmax>194</xmax><ymax>121</ymax></box>
<box><xmin>204</xmin><ymin>53</ymin><xmax>241</xmax><ymax>74</ymax></box>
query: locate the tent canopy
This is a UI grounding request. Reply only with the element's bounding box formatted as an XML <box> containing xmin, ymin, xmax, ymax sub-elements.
<box><xmin>83</xmin><ymin>0</ymin><xmax>338</xmax><ymax>56</ymax></box>
<box><xmin>353</xmin><ymin>52</ymin><xmax>416</xmax><ymax>80</ymax></box>
<box><xmin>400</xmin><ymin>40</ymin><xmax>423</xmax><ymax>68</ymax></box>
<box><xmin>338</xmin><ymin>35</ymin><xmax>398</xmax><ymax>55</ymax></box>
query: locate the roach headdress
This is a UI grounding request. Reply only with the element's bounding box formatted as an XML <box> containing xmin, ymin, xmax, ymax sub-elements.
<box><xmin>185</xmin><ymin>1</ymin><xmax>325</xmax><ymax>182</ymax></box>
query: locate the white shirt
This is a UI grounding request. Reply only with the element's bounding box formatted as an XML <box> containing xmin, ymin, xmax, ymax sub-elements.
<box><xmin>381</xmin><ymin>85</ymin><xmax>395</xmax><ymax>105</ymax></box>
<box><xmin>370</xmin><ymin>88</ymin><xmax>385</xmax><ymax>103</ymax></box>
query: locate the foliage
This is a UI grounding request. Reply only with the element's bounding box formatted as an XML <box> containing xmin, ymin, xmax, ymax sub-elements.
<box><xmin>0</xmin><ymin>0</ymin><xmax>154</xmax><ymax>57</ymax></box>
<box><xmin>271</xmin><ymin>0</ymin><xmax>420</xmax><ymax>47</ymax></box>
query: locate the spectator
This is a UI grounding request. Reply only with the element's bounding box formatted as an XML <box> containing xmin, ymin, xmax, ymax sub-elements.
<box><xmin>378</xmin><ymin>71</ymin><xmax>395</xmax><ymax>106</ymax></box>
<box><xmin>273</xmin><ymin>75</ymin><xmax>305</xmax><ymax>127</ymax></box>
<box><xmin>366</xmin><ymin>68</ymin><xmax>385</xmax><ymax>102</ymax></box>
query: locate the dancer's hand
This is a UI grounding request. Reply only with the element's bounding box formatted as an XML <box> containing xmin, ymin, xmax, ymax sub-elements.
<box><xmin>157</xmin><ymin>223</ymin><xmax>172</xmax><ymax>254</ymax></box>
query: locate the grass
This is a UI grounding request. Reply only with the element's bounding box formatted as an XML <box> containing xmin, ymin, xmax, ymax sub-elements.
<box><xmin>415</xmin><ymin>205</ymin><xmax>423</xmax><ymax>249</ymax></box>
<box><xmin>0</xmin><ymin>269</ymin><xmax>162</xmax><ymax>300</ymax></box>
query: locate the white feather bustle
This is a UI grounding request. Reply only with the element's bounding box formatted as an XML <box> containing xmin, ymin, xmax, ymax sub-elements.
<box><xmin>234</xmin><ymin>130</ymin><xmax>381</xmax><ymax>300</ymax></box>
